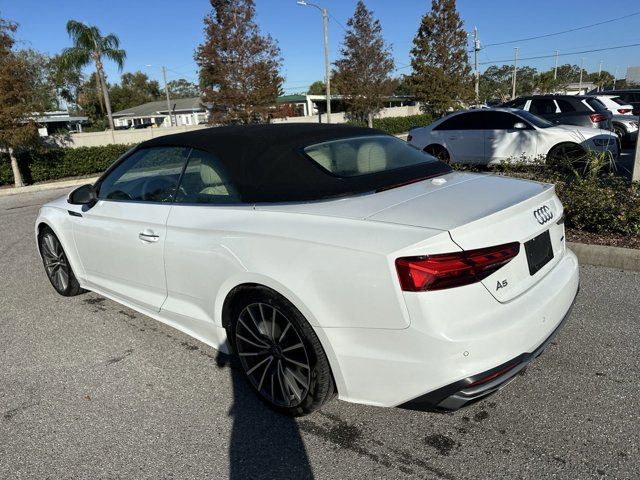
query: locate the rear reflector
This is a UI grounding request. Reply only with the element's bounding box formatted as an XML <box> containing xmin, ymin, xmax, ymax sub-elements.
<box><xmin>466</xmin><ymin>363</ymin><xmax>519</xmax><ymax>388</ymax></box>
<box><xmin>395</xmin><ymin>242</ymin><xmax>520</xmax><ymax>291</ymax></box>
<box><xmin>590</xmin><ymin>113</ymin><xmax>607</xmax><ymax>123</ymax></box>
<box><xmin>617</xmin><ymin>108</ymin><xmax>632</xmax><ymax>114</ymax></box>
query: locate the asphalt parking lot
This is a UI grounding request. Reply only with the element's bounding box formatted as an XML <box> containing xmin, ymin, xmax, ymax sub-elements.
<box><xmin>1</xmin><ymin>187</ymin><xmax>639</xmax><ymax>480</ymax></box>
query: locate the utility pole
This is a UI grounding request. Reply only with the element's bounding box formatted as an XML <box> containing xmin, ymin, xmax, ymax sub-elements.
<box><xmin>578</xmin><ymin>57</ymin><xmax>584</xmax><ymax>94</ymax></box>
<box><xmin>554</xmin><ymin>50</ymin><xmax>559</xmax><ymax>80</ymax></box>
<box><xmin>634</xmin><ymin>119</ymin><xmax>640</xmax><ymax>182</ymax></box>
<box><xmin>298</xmin><ymin>1</ymin><xmax>331</xmax><ymax>123</ymax></box>
<box><xmin>613</xmin><ymin>66</ymin><xmax>618</xmax><ymax>89</ymax></box>
<box><xmin>162</xmin><ymin>66</ymin><xmax>173</xmax><ymax>127</ymax></box>
<box><xmin>321</xmin><ymin>7</ymin><xmax>331</xmax><ymax>123</ymax></box>
<box><xmin>511</xmin><ymin>47</ymin><xmax>518</xmax><ymax>100</ymax></box>
<box><xmin>473</xmin><ymin>27</ymin><xmax>480</xmax><ymax>102</ymax></box>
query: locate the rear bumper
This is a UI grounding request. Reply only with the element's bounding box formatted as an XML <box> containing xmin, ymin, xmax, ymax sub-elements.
<box><xmin>321</xmin><ymin>248</ymin><xmax>579</xmax><ymax>408</ymax></box>
<box><xmin>399</xmin><ymin>283</ymin><xmax>578</xmax><ymax>411</ymax></box>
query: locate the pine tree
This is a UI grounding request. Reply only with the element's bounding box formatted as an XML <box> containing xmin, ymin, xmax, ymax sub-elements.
<box><xmin>410</xmin><ymin>0</ymin><xmax>473</xmax><ymax>116</ymax></box>
<box><xmin>333</xmin><ymin>0</ymin><xmax>394</xmax><ymax>127</ymax></box>
<box><xmin>0</xmin><ymin>17</ymin><xmax>39</xmax><ymax>187</ymax></box>
<box><xmin>196</xmin><ymin>0</ymin><xmax>283</xmax><ymax>124</ymax></box>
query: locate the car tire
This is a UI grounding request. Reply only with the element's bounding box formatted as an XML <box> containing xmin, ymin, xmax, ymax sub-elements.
<box><xmin>228</xmin><ymin>287</ymin><xmax>335</xmax><ymax>416</ymax></box>
<box><xmin>38</xmin><ymin>227</ymin><xmax>84</xmax><ymax>297</ymax></box>
<box><xmin>424</xmin><ymin>144</ymin><xmax>451</xmax><ymax>164</ymax></box>
<box><xmin>612</xmin><ymin>124</ymin><xmax>627</xmax><ymax>147</ymax></box>
<box><xmin>546</xmin><ymin>142</ymin><xmax>586</xmax><ymax>165</ymax></box>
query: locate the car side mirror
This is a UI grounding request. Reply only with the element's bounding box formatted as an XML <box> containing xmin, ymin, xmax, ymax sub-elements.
<box><xmin>513</xmin><ymin>122</ymin><xmax>527</xmax><ymax>130</ymax></box>
<box><xmin>68</xmin><ymin>184</ymin><xmax>97</xmax><ymax>206</ymax></box>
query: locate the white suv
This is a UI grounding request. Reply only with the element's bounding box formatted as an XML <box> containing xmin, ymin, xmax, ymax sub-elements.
<box><xmin>592</xmin><ymin>95</ymin><xmax>634</xmax><ymax>115</ymax></box>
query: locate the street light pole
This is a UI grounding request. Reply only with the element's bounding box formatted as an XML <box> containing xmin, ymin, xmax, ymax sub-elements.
<box><xmin>297</xmin><ymin>1</ymin><xmax>331</xmax><ymax>123</ymax></box>
<box><xmin>473</xmin><ymin>27</ymin><xmax>479</xmax><ymax>102</ymax></box>
<box><xmin>511</xmin><ymin>47</ymin><xmax>518</xmax><ymax>100</ymax></box>
<box><xmin>162</xmin><ymin>66</ymin><xmax>173</xmax><ymax>127</ymax></box>
<box><xmin>579</xmin><ymin>57</ymin><xmax>584</xmax><ymax>94</ymax></box>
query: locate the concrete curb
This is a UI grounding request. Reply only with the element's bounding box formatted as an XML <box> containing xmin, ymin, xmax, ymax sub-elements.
<box><xmin>0</xmin><ymin>176</ymin><xmax>99</xmax><ymax>198</ymax></box>
<box><xmin>568</xmin><ymin>242</ymin><xmax>640</xmax><ymax>272</ymax></box>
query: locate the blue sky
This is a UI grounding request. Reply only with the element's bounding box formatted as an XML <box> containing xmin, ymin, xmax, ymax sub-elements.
<box><xmin>1</xmin><ymin>0</ymin><xmax>639</xmax><ymax>93</ymax></box>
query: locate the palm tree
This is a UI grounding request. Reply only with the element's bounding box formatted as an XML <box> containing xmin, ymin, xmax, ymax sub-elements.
<box><xmin>60</xmin><ymin>20</ymin><xmax>125</xmax><ymax>130</ymax></box>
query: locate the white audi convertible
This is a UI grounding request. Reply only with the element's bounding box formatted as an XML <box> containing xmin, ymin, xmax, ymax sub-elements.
<box><xmin>36</xmin><ymin>124</ymin><xmax>579</xmax><ymax>416</ymax></box>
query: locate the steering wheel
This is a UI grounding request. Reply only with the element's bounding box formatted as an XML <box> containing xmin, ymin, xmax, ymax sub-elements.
<box><xmin>140</xmin><ymin>176</ymin><xmax>177</xmax><ymax>202</ymax></box>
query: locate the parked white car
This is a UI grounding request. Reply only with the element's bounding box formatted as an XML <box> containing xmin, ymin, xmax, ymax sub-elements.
<box><xmin>407</xmin><ymin>108</ymin><xmax>618</xmax><ymax>164</ymax></box>
<box><xmin>35</xmin><ymin>124</ymin><xmax>579</xmax><ymax>416</ymax></box>
<box><xmin>592</xmin><ymin>95</ymin><xmax>634</xmax><ymax>116</ymax></box>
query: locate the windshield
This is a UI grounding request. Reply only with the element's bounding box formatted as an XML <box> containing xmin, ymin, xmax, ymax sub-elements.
<box><xmin>515</xmin><ymin>110</ymin><xmax>554</xmax><ymax>128</ymax></box>
<box><xmin>304</xmin><ymin>135</ymin><xmax>439</xmax><ymax>177</ymax></box>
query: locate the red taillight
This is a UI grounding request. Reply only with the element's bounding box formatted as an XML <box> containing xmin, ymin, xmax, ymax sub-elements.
<box><xmin>395</xmin><ymin>242</ymin><xmax>520</xmax><ymax>291</ymax></box>
<box><xmin>617</xmin><ymin>108</ymin><xmax>631</xmax><ymax>114</ymax></box>
<box><xmin>407</xmin><ymin>134</ymin><xmax>413</xmax><ymax>142</ymax></box>
<box><xmin>590</xmin><ymin>113</ymin><xmax>607</xmax><ymax>123</ymax></box>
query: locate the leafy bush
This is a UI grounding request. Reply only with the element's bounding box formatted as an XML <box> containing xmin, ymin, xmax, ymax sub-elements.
<box><xmin>347</xmin><ymin>113</ymin><xmax>433</xmax><ymax>134</ymax></box>
<box><xmin>1</xmin><ymin>144</ymin><xmax>133</xmax><ymax>186</ymax></box>
<box><xmin>451</xmin><ymin>153</ymin><xmax>640</xmax><ymax>235</ymax></box>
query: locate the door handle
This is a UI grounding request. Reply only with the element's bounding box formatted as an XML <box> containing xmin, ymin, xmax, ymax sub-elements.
<box><xmin>138</xmin><ymin>230</ymin><xmax>160</xmax><ymax>243</ymax></box>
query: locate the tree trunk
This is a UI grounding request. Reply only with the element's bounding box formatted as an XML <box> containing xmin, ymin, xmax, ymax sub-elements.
<box><xmin>97</xmin><ymin>63</ymin><xmax>115</xmax><ymax>130</ymax></box>
<box><xmin>9</xmin><ymin>147</ymin><xmax>24</xmax><ymax>188</ymax></box>
<box><xmin>367</xmin><ymin>111</ymin><xmax>373</xmax><ymax>128</ymax></box>
<box><xmin>95</xmin><ymin>71</ymin><xmax>105</xmax><ymax>114</ymax></box>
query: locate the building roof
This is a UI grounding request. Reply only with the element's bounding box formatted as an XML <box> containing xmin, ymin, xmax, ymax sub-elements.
<box><xmin>102</xmin><ymin>123</ymin><xmax>450</xmax><ymax>203</ymax></box>
<box><xmin>112</xmin><ymin>97</ymin><xmax>204</xmax><ymax>117</ymax></box>
<box><xmin>277</xmin><ymin>94</ymin><xmax>307</xmax><ymax>104</ymax></box>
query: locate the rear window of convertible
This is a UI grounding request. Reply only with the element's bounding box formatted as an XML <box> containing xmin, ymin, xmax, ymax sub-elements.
<box><xmin>303</xmin><ymin>135</ymin><xmax>439</xmax><ymax>177</ymax></box>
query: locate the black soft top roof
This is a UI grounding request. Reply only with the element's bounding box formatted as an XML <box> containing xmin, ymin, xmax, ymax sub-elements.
<box><xmin>136</xmin><ymin>123</ymin><xmax>451</xmax><ymax>203</ymax></box>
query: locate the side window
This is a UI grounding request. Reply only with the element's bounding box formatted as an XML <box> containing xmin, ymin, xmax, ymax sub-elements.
<box><xmin>529</xmin><ymin>99</ymin><xmax>557</xmax><ymax>115</ymax></box>
<box><xmin>555</xmin><ymin>99</ymin><xmax>577</xmax><ymax>112</ymax></box>
<box><xmin>483</xmin><ymin>112</ymin><xmax>525</xmax><ymax>129</ymax></box>
<box><xmin>435</xmin><ymin>112</ymin><xmax>484</xmax><ymax>130</ymax></box>
<box><xmin>174</xmin><ymin>149</ymin><xmax>240</xmax><ymax>204</ymax></box>
<box><xmin>98</xmin><ymin>147</ymin><xmax>190</xmax><ymax>202</ymax></box>
<box><xmin>508</xmin><ymin>98</ymin><xmax>527</xmax><ymax>109</ymax></box>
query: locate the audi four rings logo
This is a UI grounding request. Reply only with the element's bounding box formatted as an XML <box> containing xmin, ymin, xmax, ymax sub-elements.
<box><xmin>533</xmin><ymin>205</ymin><xmax>553</xmax><ymax>224</ymax></box>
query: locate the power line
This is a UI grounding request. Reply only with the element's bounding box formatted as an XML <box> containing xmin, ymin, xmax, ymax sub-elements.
<box><xmin>478</xmin><ymin>42</ymin><xmax>640</xmax><ymax>65</ymax></box>
<box><xmin>328</xmin><ymin>12</ymin><xmax>347</xmax><ymax>32</ymax></box>
<box><xmin>483</xmin><ymin>11</ymin><xmax>640</xmax><ymax>47</ymax></box>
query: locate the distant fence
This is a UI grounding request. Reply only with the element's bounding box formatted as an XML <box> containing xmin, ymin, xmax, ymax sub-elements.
<box><xmin>271</xmin><ymin>104</ymin><xmax>422</xmax><ymax>125</ymax></box>
<box><xmin>56</xmin><ymin>124</ymin><xmax>209</xmax><ymax>149</ymax></box>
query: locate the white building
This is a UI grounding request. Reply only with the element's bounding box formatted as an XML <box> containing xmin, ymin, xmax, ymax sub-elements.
<box><xmin>111</xmin><ymin>97</ymin><xmax>207</xmax><ymax>129</ymax></box>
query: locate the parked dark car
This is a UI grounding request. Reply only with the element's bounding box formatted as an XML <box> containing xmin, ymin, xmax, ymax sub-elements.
<box><xmin>593</xmin><ymin>89</ymin><xmax>640</xmax><ymax>115</ymax></box>
<box><xmin>502</xmin><ymin>95</ymin><xmax>613</xmax><ymax>130</ymax></box>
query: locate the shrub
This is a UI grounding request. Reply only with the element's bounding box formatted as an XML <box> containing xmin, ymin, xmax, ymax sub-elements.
<box><xmin>347</xmin><ymin>113</ymin><xmax>433</xmax><ymax>134</ymax></box>
<box><xmin>0</xmin><ymin>144</ymin><xmax>133</xmax><ymax>186</ymax></box>
<box><xmin>451</xmin><ymin>154</ymin><xmax>640</xmax><ymax>235</ymax></box>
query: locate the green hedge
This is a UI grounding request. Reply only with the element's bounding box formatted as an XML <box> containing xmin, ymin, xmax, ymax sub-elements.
<box><xmin>1</xmin><ymin>144</ymin><xmax>132</xmax><ymax>186</ymax></box>
<box><xmin>347</xmin><ymin>113</ymin><xmax>433</xmax><ymax>134</ymax></box>
<box><xmin>452</xmin><ymin>156</ymin><xmax>640</xmax><ymax>236</ymax></box>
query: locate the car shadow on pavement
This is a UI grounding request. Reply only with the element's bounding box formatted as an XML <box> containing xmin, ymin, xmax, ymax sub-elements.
<box><xmin>216</xmin><ymin>351</ymin><xmax>314</xmax><ymax>480</ymax></box>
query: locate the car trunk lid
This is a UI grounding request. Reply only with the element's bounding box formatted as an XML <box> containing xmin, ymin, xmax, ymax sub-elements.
<box><xmin>367</xmin><ymin>174</ymin><xmax>565</xmax><ymax>302</ymax></box>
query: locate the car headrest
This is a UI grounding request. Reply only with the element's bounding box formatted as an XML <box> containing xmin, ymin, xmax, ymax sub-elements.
<box><xmin>357</xmin><ymin>142</ymin><xmax>387</xmax><ymax>174</ymax></box>
<box><xmin>200</xmin><ymin>162</ymin><xmax>222</xmax><ymax>185</ymax></box>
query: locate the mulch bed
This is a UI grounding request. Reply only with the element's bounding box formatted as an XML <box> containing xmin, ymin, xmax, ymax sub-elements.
<box><xmin>567</xmin><ymin>228</ymin><xmax>640</xmax><ymax>250</ymax></box>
